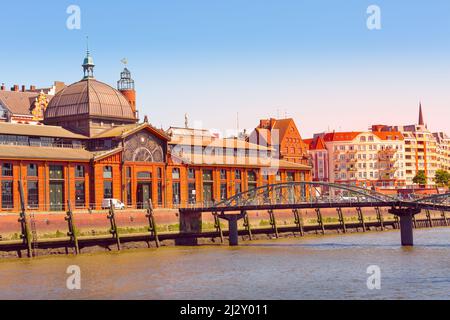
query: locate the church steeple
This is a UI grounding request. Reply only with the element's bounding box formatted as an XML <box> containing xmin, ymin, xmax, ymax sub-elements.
<box><xmin>82</xmin><ymin>38</ymin><xmax>95</xmax><ymax>80</ymax></box>
<box><xmin>418</xmin><ymin>102</ymin><xmax>425</xmax><ymax>126</ymax></box>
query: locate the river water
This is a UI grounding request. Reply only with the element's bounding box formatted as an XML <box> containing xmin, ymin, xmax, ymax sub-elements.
<box><xmin>1</xmin><ymin>228</ymin><xmax>450</xmax><ymax>300</ymax></box>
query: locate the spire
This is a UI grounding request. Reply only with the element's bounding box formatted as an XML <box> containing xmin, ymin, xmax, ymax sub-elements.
<box><xmin>418</xmin><ymin>102</ymin><xmax>425</xmax><ymax>126</ymax></box>
<box><xmin>82</xmin><ymin>37</ymin><xmax>95</xmax><ymax>80</ymax></box>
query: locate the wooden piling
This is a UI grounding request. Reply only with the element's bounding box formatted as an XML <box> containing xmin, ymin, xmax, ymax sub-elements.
<box><xmin>356</xmin><ymin>207</ymin><xmax>366</xmax><ymax>232</ymax></box>
<box><xmin>426</xmin><ymin>209</ymin><xmax>433</xmax><ymax>228</ymax></box>
<box><xmin>375</xmin><ymin>207</ymin><xmax>384</xmax><ymax>231</ymax></box>
<box><xmin>18</xmin><ymin>180</ymin><xmax>32</xmax><ymax>258</ymax></box>
<box><xmin>268</xmin><ymin>210</ymin><xmax>279</xmax><ymax>239</ymax></box>
<box><xmin>243</xmin><ymin>211</ymin><xmax>253</xmax><ymax>241</ymax></box>
<box><xmin>293</xmin><ymin>209</ymin><xmax>304</xmax><ymax>237</ymax></box>
<box><xmin>315</xmin><ymin>208</ymin><xmax>325</xmax><ymax>235</ymax></box>
<box><xmin>107</xmin><ymin>200</ymin><xmax>121</xmax><ymax>251</ymax></box>
<box><xmin>394</xmin><ymin>215</ymin><xmax>400</xmax><ymax>229</ymax></box>
<box><xmin>442</xmin><ymin>211</ymin><xmax>448</xmax><ymax>227</ymax></box>
<box><xmin>213</xmin><ymin>211</ymin><xmax>224</xmax><ymax>243</ymax></box>
<box><xmin>146</xmin><ymin>200</ymin><xmax>160</xmax><ymax>248</ymax></box>
<box><xmin>65</xmin><ymin>200</ymin><xmax>80</xmax><ymax>254</ymax></box>
<box><xmin>336</xmin><ymin>208</ymin><xmax>346</xmax><ymax>234</ymax></box>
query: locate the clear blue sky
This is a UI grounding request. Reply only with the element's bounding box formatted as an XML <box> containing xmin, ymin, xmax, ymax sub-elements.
<box><xmin>1</xmin><ymin>1</ymin><xmax>450</xmax><ymax>137</ymax></box>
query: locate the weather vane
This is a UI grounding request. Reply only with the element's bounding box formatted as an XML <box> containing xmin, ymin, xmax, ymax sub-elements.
<box><xmin>121</xmin><ymin>58</ymin><xmax>128</xmax><ymax>66</ymax></box>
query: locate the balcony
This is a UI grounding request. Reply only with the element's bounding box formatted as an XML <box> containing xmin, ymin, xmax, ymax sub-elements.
<box><xmin>379</xmin><ymin>148</ymin><xmax>397</xmax><ymax>156</ymax></box>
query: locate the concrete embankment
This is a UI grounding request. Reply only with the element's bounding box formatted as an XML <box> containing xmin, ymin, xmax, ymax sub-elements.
<box><xmin>0</xmin><ymin>207</ymin><xmax>448</xmax><ymax>258</ymax></box>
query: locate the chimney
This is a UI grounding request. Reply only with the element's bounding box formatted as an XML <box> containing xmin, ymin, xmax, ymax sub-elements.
<box><xmin>21</xmin><ymin>85</ymin><xmax>26</xmax><ymax>92</ymax></box>
<box><xmin>30</xmin><ymin>85</ymin><xmax>36</xmax><ymax>91</ymax></box>
<box><xmin>12</xmin><ymin>85</ymin><xmax>19</xmax><ymax>92</ymax></box>
<box><xmin>0</xmin><ymin>84</ymin><xmax>4</xmax><ymax>91</ymax></box>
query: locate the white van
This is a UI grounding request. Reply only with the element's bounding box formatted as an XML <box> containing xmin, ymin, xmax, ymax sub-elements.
<box><xmin>102</xmin><ymin>199</ymin><xmax>126</xmax><ymax>210</ymax></box>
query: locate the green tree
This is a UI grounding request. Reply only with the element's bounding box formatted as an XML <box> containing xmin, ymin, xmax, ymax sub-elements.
<box><xmin>434</xmin><ymin>170</ymin><xmax>450</xmax><ymax>187</ymax></box>
<box><xmin>413</xmin><ymin>170</ymin><xmax>427</xmax><ymax>186</ymax></box>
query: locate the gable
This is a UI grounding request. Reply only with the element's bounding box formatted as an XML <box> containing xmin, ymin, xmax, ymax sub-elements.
<box><xmin>123</xmin><ymin>129</ymin><xmax>167</xmax><ymax>163</ymax></box>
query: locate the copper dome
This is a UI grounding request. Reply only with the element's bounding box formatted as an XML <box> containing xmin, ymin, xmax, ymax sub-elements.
<box><xmin>45</xmin><ymin>79</ymin><xmax>136</xmax><ymax>121</ymax></box>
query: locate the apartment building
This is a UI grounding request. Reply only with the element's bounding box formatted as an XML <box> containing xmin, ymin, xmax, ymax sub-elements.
<box><xmin>374</xmin><ymin>105</ymin><xmax>439</xmax><ymax>185</ymax></box>
<box><xmin>318</xmin><ymin>130</ymin><xmax>406</xmax><ymax>188</ymax></box>
<box><xmin>434</xmin><ymin>132</ymin><xmax>450</xmax><ymax>172</ymax></box>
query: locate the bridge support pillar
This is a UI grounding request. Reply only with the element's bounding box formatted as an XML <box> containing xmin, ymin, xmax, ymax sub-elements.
<box><xmin>389</xmin><ymin>208</ymin><xmax>421</xmax><ymax>246</ymax></box>
<box><xmin>228</xmin><ymin>216</ymin><xmax>239</xmax><ymax>246</ymax></box>
<box><xmin>220</xmin><ymin>213</ymin><xmax>245</xmax><ymax>246</ymax></box>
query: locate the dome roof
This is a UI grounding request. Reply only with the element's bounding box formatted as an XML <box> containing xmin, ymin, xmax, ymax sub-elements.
<box><xmin>45</xmin><ymin>79</ymin><xmax>136</xmax><ymax>121</ymax></box>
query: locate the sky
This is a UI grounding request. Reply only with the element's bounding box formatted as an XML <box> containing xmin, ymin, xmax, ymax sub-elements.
<box><xmin>1</xmin><ymin>1</ymin><xmax>450</xmax><ymax>137</ymax></box>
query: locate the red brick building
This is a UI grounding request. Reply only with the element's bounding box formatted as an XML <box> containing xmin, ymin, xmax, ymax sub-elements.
<box><xmin>0</xmin><ymin>52</ymin><xmax>311</xmax><ymax>212</ymax></box>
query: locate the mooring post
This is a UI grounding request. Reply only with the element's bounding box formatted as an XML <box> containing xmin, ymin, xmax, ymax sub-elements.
<box><xmin>315</xmin><ymin>208</ymin><xmax>325</xmax><ymax>235</ymax></box>
<box><xmin>375</xmin><ymin>207</ymin><xmax>384</xmax><ymax>231</ymax></box>
<box><xmin>146</xmin><ymin>200</ymin><xmax>160</xmax><ymax>248</ymax></box>
<box><xmin>268</xmin><ymin>209</ymin><xmax>279</xmax><ymax>239</ymax></box>
<box><xmin>442</xmin><ymin>211</ymin><xmax>448</xmax><ymax>227</ymax></box>
<box><xmin>213</xmin><ymin>211</ymin><xmax>224</xmax><ymax>243</ymax></box>
<box><xmin>356</xmin><ymin>207</ymin><xmax>366</xmax><ymax>232</ymax></box>
<box><xmin>65</xmin><ymin>200</ymin><xmax>79</xmax><ymax>254</ymax></box>
<box><xmin>18</xmin><ymin>180</ymin><xmax>32</xmax><ymax>258</ymax></box>
<box><xmin>293</xmin><ymin>209</ymin><xmax>304</xmax><ymax>237</ymax></box>
<box><xmin>107</xmin><ymin>200</ymin><xmax>121</xmax><ymax>251</ymax></box>
<box><xmin>394</xmin><ymin>215</ymin><xmax>400</xmax><ymax>229</ymax></box>
<box><xmin>426</xmin><ymin>209</ymin><xmax>433</xmax><ymax>228</ymax></box>
<box><xmin>243</xmin><ymin>211</ymin><xmax>253</xmax><ymax>241</ymax></box>
<box><xmin>228</xmin><ymin>215</ymin><xmax>239</xmax><ymax>246</ymax></box>
<box><xmin>336</xmin><ymin>208</ymin><xmax>346</xmax><ymax>234</ymax></box>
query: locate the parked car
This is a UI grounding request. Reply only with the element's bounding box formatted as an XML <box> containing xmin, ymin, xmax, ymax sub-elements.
<box><xmin>102</xmin><ymin>199</ymin><xmax>126</xmax><ymax>210</ymax></box>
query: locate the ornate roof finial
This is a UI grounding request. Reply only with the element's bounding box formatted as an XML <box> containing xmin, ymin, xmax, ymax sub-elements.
<box><xmin>185</xmin><ymin>113</ymin><xmax>189</xmax><ymax>128</ymax></box>
<box><xmin>82</xmin><ymin>36</ymin><xmax>95</xmax><ymax>80</ymax></box>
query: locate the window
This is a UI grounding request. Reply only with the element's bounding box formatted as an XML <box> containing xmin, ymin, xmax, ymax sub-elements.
<box><xmin>27</xmin><ymin>164</ymin><xmax>38</xmax><ymax>177</ymax></box>
<box><xmin>75</xmin><ymin>181</ymin><xmax>85</xmax><ymax>208</ymax></box>
<box><xmin>103</xmin><ymin>166</ymin><xmax>113</xmax><ymax>179</ymax></box>
<box><xmin>103</xmin><ymin>181</ymin><xmax>113</xmax><ymax>199</ymax></box>
<box><xmin>172</xmin><ymin>168</ymin><xmax>180</xmax><ymax>180</ymax></box>
<box><xmin>157</xmin><ymin>168</ymin><xmax>163</xmax><ymax>179</ymax></box>
<box><xmin>235</xmin><ymin>182</ymin><xmax>241</xmax><ymax>195</ymax></box>
<box><xmin>126</xmin><ymin>182</ymin><xmax>132</xmax><ymax>206</ymax></box>
<box><xmin>27</xmin><ymin>181</ymin><xmax>38</xmax><ymax>209</ymax></box>
<box><xmin>220</xmin><ymin>183</ymin><xmax>227</xmax><ymax>200</ymax></box>
<box><xmin>276</xmin><ymin>172</ymin><xmax>282</xmax><ymax>182</ymax></box>
<box><xmin>2</xmin><ymin>181</ymin><xmax>13</xmax><ymax>209</ymax></box>
<box><xmin>75</xmin><ymin>165</ymin><xmax>85</xmax><ymax>178</ymax></box>
<box><xmin>137</xmin><ymin>172</ymin><xmax>152</xmax><ymax>179</ymax></box>
<box><xmin>49</xmin><ymin>165</ymin><xmax>63</xmax><ymax>180</ymax></box>
<box><xmin>220</xmin><ymin>169</ymin><xmax>227</xmax><ymax>180</ymax></box>
<box><xmin>157</xmin><ymin>182</ymin><xmax>163</xmax><ymax>206</ymax></box>
<box><xmin>203</xmin><ymin>170</ymin><xmax>213</xmax><ymax>181</ymax></box>
<box><xmin>235</xmin><ymin>170</ymin><xmax>241</xmax><ymax>180</ymax></box>
<box><xmin>188</xmin><ymin>182</ymin><xmax>196</xmax><ymax>204</ymax></box>
<box><xmin>172</xmin><ymin>182</ymin><xmax>180</xmax><ymax>205</ymax></box>
<box><xmin>287</xmin><ymin>172</ymin><xmax>295</xmax><ymax>182</ymax></box>
<box><xmin>2</xmin><ymin>163</ymin><xmax>13</xmax><ymax>177</ymax></box>
<box><xmin>188</xmin><ymin>169</ymin><xmax>196</xmax><ymax>180</ymax></box>
<box><xmin>126</xmin><ymin>167</ymin><xmax>132</xmax><ymax>179</ymax></box>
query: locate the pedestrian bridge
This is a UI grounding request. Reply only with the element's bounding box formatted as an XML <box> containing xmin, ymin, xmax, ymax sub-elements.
<box><xmin>179</xmin><ymin>182</ymin><xmax>450</xmax><ymax>246</ymax></box>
